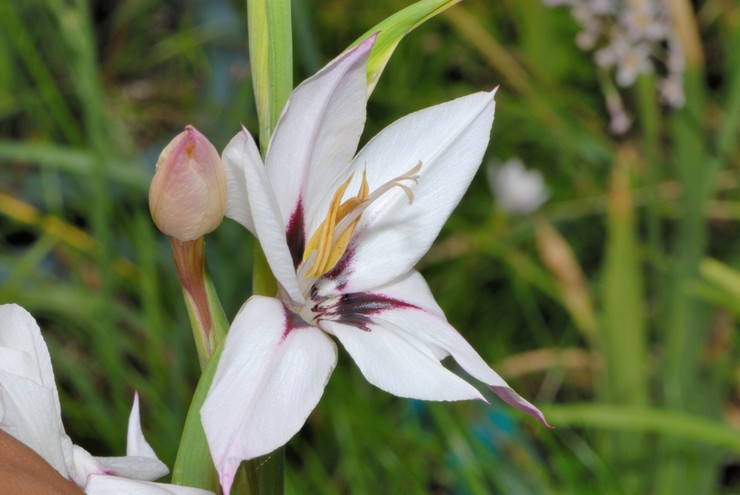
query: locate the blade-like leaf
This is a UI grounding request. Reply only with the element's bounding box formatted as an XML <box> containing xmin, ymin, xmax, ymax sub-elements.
<box><xmin>543</xmin><ymin>404</ymin><xmax>740</xmax><ymax>454</ymax></box>
<box><xmin>247</xmin><ymin>0</ymin><xmax>292</xmax><ymax>154</ymax></box>
<box><xmin>348</xmin><ymin>0</ymin><xmax>461</xmax><ymax>94</ymax></box>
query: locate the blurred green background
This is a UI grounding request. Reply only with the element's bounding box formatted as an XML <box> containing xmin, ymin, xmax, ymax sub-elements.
<box><xmin>2</xmin><ymin>0</ymin><xmax>740</xmax><ymax>493</ymax></box>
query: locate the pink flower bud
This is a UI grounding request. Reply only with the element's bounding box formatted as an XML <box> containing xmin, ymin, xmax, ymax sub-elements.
<box><xmin>149</xmin><ymin>125</ymin><xmax>227</xmax><ymax>241</ymax></box>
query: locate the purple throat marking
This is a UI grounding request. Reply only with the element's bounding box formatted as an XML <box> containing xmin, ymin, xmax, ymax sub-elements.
<box><xmin>285</xmin><ymin>198</ymin><xmax>305</xmax><ymax>269</ymax></box>
<box><xmin>313</xmin><ymin>291</ymin><xmax>418</xmax><ymax>332</ymax></box>
<box><xmin>281</xmin><ymin>305</ymin><xmax>309</xmax><ymax>341</ymax></box>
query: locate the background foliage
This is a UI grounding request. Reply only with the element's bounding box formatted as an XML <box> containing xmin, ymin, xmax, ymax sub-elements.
<box><xmin>1</xmin><ymin>0</ymin><xmax>739</xmax><ymax>493</ymax></box>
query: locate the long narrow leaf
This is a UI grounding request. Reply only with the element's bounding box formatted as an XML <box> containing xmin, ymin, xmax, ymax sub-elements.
<box><xmin>348</xmin><ymin>0</ymin><xmax>461</xmax><ymax>94</ymax></box>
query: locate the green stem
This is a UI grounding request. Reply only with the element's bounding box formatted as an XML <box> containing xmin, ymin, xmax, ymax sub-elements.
<box><xmin>171</xmin><ymin>238</ymin><xmax>228</xmax><ymax>369</ymax></box>
<box><xmin>243</xmin><ymin>0</ymin><xmax>293</xmax><ymax>492</ymax></box>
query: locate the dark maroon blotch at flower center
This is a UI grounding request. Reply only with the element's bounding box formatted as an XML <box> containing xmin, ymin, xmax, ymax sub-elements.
<box><xmin>285</xmin><ymin>198</ymin><xmax>305</xmax><ymax>269</ymax></box>
<box><xmin>314</xmin><ymin>291</ymin><xmax>419</xmax><ymax>332</ymax></box>
<box><xmin>281</xmin><ymin>305</ymin><xmax>311</xmax><ymax>341</ymax></box>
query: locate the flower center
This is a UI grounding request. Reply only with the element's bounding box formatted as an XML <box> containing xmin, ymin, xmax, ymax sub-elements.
<box><xmin>301</xmin><ymin>162</ymin><xmax>422</xmax><ymax>280</ymax></box>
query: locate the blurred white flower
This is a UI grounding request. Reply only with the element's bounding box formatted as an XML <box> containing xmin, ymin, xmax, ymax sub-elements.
<box><xmin>614</xmin><ymin>41</ymin><xmax>653</xmax><ymax>86</ymax></box>
<box><xmin>0</xmin><ymin>304</ymin><xmax>213</xmax><ymax>495</ymax></box>
<box><xmin>543</xmin><ymin>0</ymin><xmax>686</xmax><ymax>133</ymax></box>
<box><xmin>606</xmin><ymin>99</ymin><xmax>633</xmax><ymax>134</ymax></box>
<box><xmin>658</xmin><ymin>74</ymin><xmax>686</xmax><ymax>108</ymax></box>
<box><xmin>620</xmin><ymin>1</ymin><xmax>668</xmax><ymax>41</ymax></box>
<box><xmin>488</xmin><ymin>158</ymin><xmax>548</xmax><ymax>215</ymax></box>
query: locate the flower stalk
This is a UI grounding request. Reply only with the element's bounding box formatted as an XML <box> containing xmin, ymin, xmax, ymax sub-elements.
<box><xmin>243</xmin><ymin>0</ymin><xmax>293</xmax><ymax>492</ymax></box>
<box><xmin>170</xmin><ymin>237</ymin><xmax>228</xmax><ymax>369</ymax></box>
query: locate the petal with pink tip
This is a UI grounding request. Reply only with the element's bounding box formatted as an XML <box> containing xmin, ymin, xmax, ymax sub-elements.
<box><xmin>322</xmin><ymin>319</ymin><xmax>484</xmax><ymax>402</ymax></box>
<box><xmin>201</xmin><ymin>296</ymin><xmax>337</xmax><ymax>494</ymax></box>
<box><xmin>368</xmin><ymin>273</ymin><xmax>550</xmax><ymax>427</ymax></box>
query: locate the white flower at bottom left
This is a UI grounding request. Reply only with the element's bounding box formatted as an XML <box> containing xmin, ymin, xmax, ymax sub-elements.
<box><xmin>0</xmin><ymin>303</ymin><xmax>212</xmax><ymax>495</ymax></box>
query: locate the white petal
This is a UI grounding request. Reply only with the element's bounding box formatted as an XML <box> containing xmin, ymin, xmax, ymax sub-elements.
<box><xmin>243</xmin><ymin>146</ymin><xmax>304</xmax><ymax>304</ymax></box>
<box><xmin>92</xmin><ymin>392</ymin><xmax>169</xmax><ymax>479</ymax></box>
<box><xmin>0</xmin><ymin>371</ymin><xmax>71</xmax><ymax>479</ymax></box>
<box><xmin>85</xmin><ymin>475</ymin><xmax>214</xmax><ymax>495</ymax></box>
<box><xmin>90</xmin><ymin>454</ymin><xmax>168</xmax><ymax>483</ymax></box>
<box><xmin>201</xmin><ymin>296</ymin><xmax>337</xmax><ymax>494</ymax></box>
<box><xmin>370</xmin><ymin>278</ymin><xmax>549</xmax><ymax>426</ymax></box>
<box><xmin>265</xmin><ymin>37</ymin><xmax>374</xmax><ymax>232</ymax></box>
<box><xmin>322</xmin><ymin>320</ymin><xmax>484</xmax><ymax>402</ymax></box>
<box><xmin>126</xmin><ymin>392</ymin><xmax>159</xmax><ymax>459</ymax></box>
<box><xmin>332</xmin><ymin>91</ymin><xmax>496</xmax><ymax>293</ymax></box>
<box><xmin>0</xmin><ymin>304</ymin><xmax>58</xmax><ymax>400</ymax></box>
<box><xmin>0</xmin><ymin>304</ymin><xmax>69</xmax><ymax>477</ymax></box>
<box><xmin>222</xmin><ymin>128</ymin><xmax>262</xmax><ymax>233</ymax></box>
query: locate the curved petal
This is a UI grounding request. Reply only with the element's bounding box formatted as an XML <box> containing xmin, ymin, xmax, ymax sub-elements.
<box><xmin>85</xmin><ymin>475</ymin><xmax>214</xmax><ymax>495</ymax></box>
<box><xmin>0</xmin><ymin>304</ymin><xmax>69</xmax><ymax>478</ymax></box>
<box><xmin>322</xmin><ymin>320</ymin><xmax>484</xmax><ymax>402</ymax></box>
<box><xmin>88</xmin><ymin>453</ymin><xmax>167</xmax><ymax>483</ymax></box>
<box><xmin>326</xmin><ymin>91</ymin><xmax>496</xmax><ymax>293</ymax></box>
<box><xmin>265</xmin><ymin>36</ymin><xmax>374</xmax><ymax>232</ymax></box>
<box><xmin>0</xmin><ymin>304</ymin><xmax>59</xmax><ymax>405</ymax></box>
<box><xmin>126</xmin><ymin>393</ymin><xmax>158</xmax><ymax>459</ymax></box>
<box><xmin>73</xmin><ymin>395</ymin><xmax>168</xmax><ymax>484</ymax></box>
<box><xmin>0</xmin><ymin>371</ymin><xmax>71</xmax><ymax>479</ymax></box>
<box><xmin>368</xmin><ymin>276</ymin><xmax>549</xmax><ymax>426</ymax></box>
<box><xmin>93</xmin><ymin>393</ymin><xmax>170</xmax><ymax>481</ymax></box>
<box><xmin>201</xmin><ymin>296</ymin><xmax>337</xmax><ymax>494</ymax></box>
<box><xmin>222</xmin><ymin>128</ymin><xmax>262</xmax><ymax>234</ymax></box>
<box><xmin>243</xmin><ymin>146</ymin><xmax>304</xmax><ymax>304</ymax></box>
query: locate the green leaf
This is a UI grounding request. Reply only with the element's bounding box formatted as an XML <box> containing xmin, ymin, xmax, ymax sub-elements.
<box><xmin>172</xmin><ymin>342</ymin><xmax>222</xmax><ymax>492</ymax></box>
<box><xmin>700</xmin><ymin>257</ymin><xmax>740</xmax><ymax>300</ymax></box>
<box><xmin>247</xmin><ymin>0</ymin><xmax>292</xmax><ymax>154</ymax></box>
<box><xmin>348</xmin><ymin>0</ymin><xmax>461</xmax><ymax>94</ymax></box>
<box><xmin>172</xmin><ymin>266</ymin><xmax>230</xmax><ymax>491</ymax></box>
<box><xmin>543</xmin><ymin>404</ymin><xmax>740</xmax><ymax>454</ymax></box>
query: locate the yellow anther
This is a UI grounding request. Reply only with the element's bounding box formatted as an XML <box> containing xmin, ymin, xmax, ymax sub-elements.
<box><xmin>302</xmin><ymin>162</ymin><xmax>420</xmax><ymax>279</ymax></box>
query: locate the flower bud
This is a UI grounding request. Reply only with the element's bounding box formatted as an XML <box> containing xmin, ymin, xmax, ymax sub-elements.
<box><xmin>149</xmin><ymin>125</ymin><xmax>226</xmax><ymax>241</ymax></box>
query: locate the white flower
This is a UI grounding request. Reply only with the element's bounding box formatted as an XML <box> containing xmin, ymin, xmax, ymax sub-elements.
<box><xmin>614</xmin><ymin>40</ymin><xmax>653</xmax><ymax>86</ymax></box>
<box><xmin>0</xmin><ymin>303</ymin><xmax>213</xmax><ymax>495</ymax></box>
<box><xmin>619</xmin><ymin>0</ymin><xmax>668</xmax><ymax>42</ymax></box>
<box><xmin>488</xmin><ymin>158</ymin><xmax>549</xmax><ymax>215</ymax></box>
<box><xmin>203</xmin><ymin>37</ymin><xmax>549</xmax><ymax>494</ymax></box>
<box><xmin>658</xmin><ymin>74</ymin><xmax>685</xmax><ymax>108</ymax></box>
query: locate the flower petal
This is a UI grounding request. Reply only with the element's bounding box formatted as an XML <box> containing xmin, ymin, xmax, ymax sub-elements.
<box><xmin>243</xmin><ymin>145</ymin><xmax>304</xmax><ymax>304</ymax></box>
<box><xmin>265</xmin><ymin>36</ymin><xmax>374</xmax><ymax>233</ymax></box>
<box><xmin>0</xmin><ymin>304</ymin><xmax>59</xmax><ymax>402</ymax></box>
<box><xmin>368</xmin><ymin>273</ymin><xmax>550</xmax><ymax>426</ymax></box>
<box><xmin>222</xmin><ymin>128</ymin><xmax>262</xmax><ymax>233</ymax></box>
<box><xmin>85</xmin><ymin>475</ymin><xmax>214</xmax><ymax>495</ymax></box>
<box><xmin>88</xmin><ymin>453</ymin><xmax>168</xmax><ymax>483</ymax></box>
<box><xmin>327</xmin><ymin>91</ymin><xmax>496</xmax><ymax>293</ymax></box>
<box><xmin>86</xmin><ymin>396</ymin><xmax>167</xmax><ymax>482</ymax></box>
<box><xmin>201</xmin><ymin>296</ymin><xmax>337</xmax><ymax>494</ymax></box>
<box><xmin>0</xmin><ymin>304</ymin><xmax>70</xmax><ymax>478</ymax></box>
<box><xmin>126</xmin><ymin>392</ymin><xmax>159</xmax><ymax>460</ymax></box>
<box><xmin>0</xmin><ymin>371</ymin><xmax>71</xmax><ymax>479</ymax></box>
<box><xmin>322</xmin><ymin>319</ymin><xmax>484</xmax><ymax>402</ymax></box>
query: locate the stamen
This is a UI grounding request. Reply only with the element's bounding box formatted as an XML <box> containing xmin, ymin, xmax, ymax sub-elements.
<box><xmin>302</xmin><ymin>161</ymin><xmax>422</xmax><ymax>279</ymax></box>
